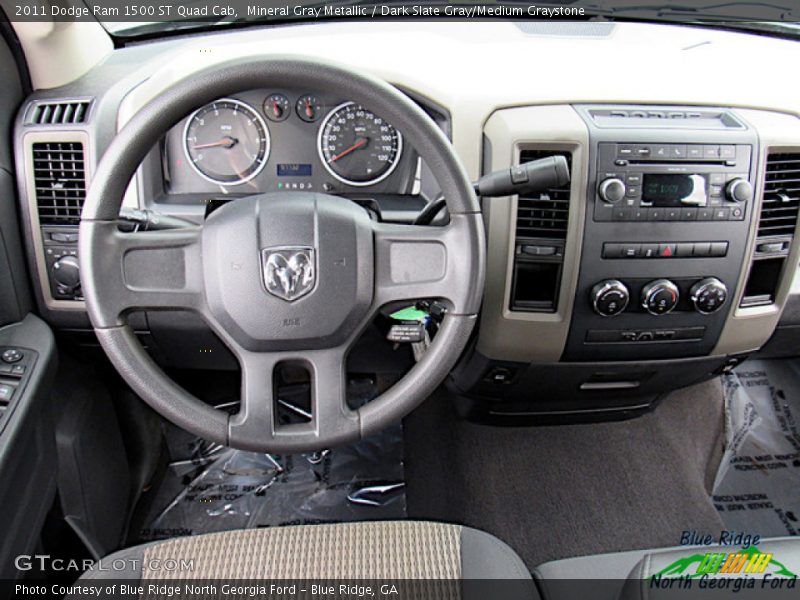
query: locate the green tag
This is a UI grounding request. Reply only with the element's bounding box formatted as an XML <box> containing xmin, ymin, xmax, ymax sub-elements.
<box><xmin>389</xmin><ymin>306</ymin><xmax>429</xmax><ymax>322</ymax></box>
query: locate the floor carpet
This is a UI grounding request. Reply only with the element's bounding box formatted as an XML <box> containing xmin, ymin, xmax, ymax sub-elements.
<box><xmin>403</xmin><ymin>377</ymin><xmax>727</xmax><ymax>569</ymax></box>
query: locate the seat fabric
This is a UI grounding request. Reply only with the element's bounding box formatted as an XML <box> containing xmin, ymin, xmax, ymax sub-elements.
<box><xmin>77</xmin><ymin>521</ymin><xmax>534</xmax><ymax>598</ymax></box>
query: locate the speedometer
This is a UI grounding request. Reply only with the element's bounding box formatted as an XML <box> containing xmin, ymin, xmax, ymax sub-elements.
<box><xmin>184</xmin><ymin>98</ymin><xmax>270</xmax><ymax>186</ymax></box>
<box><xmin>317</xmin><ymin>102</ymin><xmax>403</xmax><ymax>187</ymax></box>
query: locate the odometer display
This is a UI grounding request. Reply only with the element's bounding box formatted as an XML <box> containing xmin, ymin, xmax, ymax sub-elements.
<box><xmin>318</xmin><ymin>102</ymin><xmax>403</xmax><ymax>187</ymax></box>
<box><xmin>184</xmin><ymin>98</ymin><xmax>270</xmax><ymax>186</ymax></box>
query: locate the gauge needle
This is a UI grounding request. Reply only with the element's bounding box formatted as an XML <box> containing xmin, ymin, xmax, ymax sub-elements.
<box><xmin>305</xmin><ymin>99</ymin><xmax>314</xmax><ymax>119</ymax></box>
<box><xmin>328</xmin><ymin>138</ymin><xmax>368</xmax><ymax>163</ymax></box>
<box><xmin>191</xmin><ymin>136</ymin><xmax>239</xmax><ymax>150</ymax></box>
<box><xmin>272</xmin><ymin>101</ymin><xmax>282</xmax><ymax>117</ymax></box>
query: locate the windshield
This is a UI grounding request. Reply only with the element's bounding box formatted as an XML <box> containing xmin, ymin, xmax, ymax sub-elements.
<box><xmin>52</xmin><ymin>0</ymin><xmax>800</xmax><ymax>39</ymax></box>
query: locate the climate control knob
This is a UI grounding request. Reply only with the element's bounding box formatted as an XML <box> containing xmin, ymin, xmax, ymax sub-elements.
<box><xmin>52</xmin><ymin>255</ymin><xmax>81</xmax><ymax>291</ymax></box>
<box><xmin>726</xmin><ymin>178</ymin><xmax>753</xmax><ymax>203</ymax></box>
<box><xmin>591</xmin><ymin>280</ymin><xmax>630</xmax><ymax>317</ymax></box>
<box><xmin>598</xmin><ymin>178</ymin><xmax>626</xmax><ymax>204</ymax></box>
<box><xmin>690</xmin><ymin>277</ymin><xmax>728</xmax><ymax>314</ymax></box>
<box><xmin>641</xmin><ymin>279</ymin><xmax>679</xmax><ymax>315</ymax></box>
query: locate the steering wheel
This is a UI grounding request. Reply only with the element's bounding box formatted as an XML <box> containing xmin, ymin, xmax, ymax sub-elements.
<box><xmin>79</xmin><ymin>57</ymin><xmax>485</xmax><ymax>452</ymax></box>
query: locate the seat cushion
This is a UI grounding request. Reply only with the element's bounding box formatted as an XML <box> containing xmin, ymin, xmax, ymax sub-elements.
<box><xmin>78</xmin><ymin>521</ymin><xmax>534</xmax><ymax>597</ymax></box>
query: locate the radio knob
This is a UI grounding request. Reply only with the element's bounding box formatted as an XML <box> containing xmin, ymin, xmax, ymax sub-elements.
<box><xmin>591</xmin><ymin>280</ymin><xmax>629</xmax><ymax>317</ymax></box>
<box><xmin>726</xmin><ymin>178</ymin><xmax>753</xmax><ymax>203</ymax></box>
<box><xmin>690</xmin><ymin>277</ymin><xmax>728</xmax><ymax>314</ymax></box>
<box><xmin>52</xmin><ymin>255</ymin><xmax>81</xmax><ymax>291</ymax></box>
<box><xmin>598</xmin><ymin>178</ymin><xmax>626</xmax><ymax>204</ymax></box>
<box><xmin>641</xmin><ymin>279</ymin><xmax>679</xmax><ymax>316</ymax></box>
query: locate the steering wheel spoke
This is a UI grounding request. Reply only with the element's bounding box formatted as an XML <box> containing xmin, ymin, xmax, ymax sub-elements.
<box><xmin>80</xmin><ymin>221</ymin><xmax>206</xmax><ymax>327</ymax></box>
<box><xmin>228</xmin><ymin>346</ymin><xmax>358</xmax><ymax>453</ymax></box>
<box><xmin>373</xmin><ymin>213</ymin><xmax>484</xmax><ymax>315</ymax></box>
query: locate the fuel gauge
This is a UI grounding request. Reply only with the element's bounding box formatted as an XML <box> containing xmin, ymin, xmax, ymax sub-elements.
<box><xmin>296</xmin><ymin>94</ymin><xmax>322</xmax><ymax>122</ymax></box>
<box><xmin>264</xmin><ymin>93</ymin><xmax>290</xmax><ymax>122</ymax></box>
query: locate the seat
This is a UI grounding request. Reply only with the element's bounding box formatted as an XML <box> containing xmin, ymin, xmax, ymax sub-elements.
<box><xmin>534</xmin><ymin>536</ymin><xmax>800</xmax><ymax>600</ymax></box>
<box><xmin>77</xmin><ymin>521</ymin><xmax>535</xmax><ymax>598</ymax></box>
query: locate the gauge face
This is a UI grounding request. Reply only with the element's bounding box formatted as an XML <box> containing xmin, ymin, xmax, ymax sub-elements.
<box><xmin>318</xmin><ymin>102</ymin><xmax>403</xmax><ymax>187</ymax></box>
<box><xmin>296</xmin><ymin>94</ymin><xmax>322</xmax><ymax>122</ymax></box>
<box><xmin>183</xmin><ymin>99</ymin><xmax>270</xmax><ymax>186</ymax></box>
<box><xmin>264</xmin><ymin>93</ymin><xmax>290</xmax><ymax>122</ymax></box>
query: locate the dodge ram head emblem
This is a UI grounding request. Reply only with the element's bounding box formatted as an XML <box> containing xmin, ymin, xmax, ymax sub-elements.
<box><xmin>262</xmin><ymin>247</ymin><xmax>316</xmax><ymax>302</ymax></box>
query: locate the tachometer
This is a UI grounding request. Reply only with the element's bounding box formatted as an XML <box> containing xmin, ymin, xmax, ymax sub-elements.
<box><xmin>184</xmin><ymin>98</ymin><xmax>270</xmax><ymax>186</ymax></box>
<box><xmin>317</xmin><ymin>102</ymin><xmax>403</xmax><ymax>187</ymax></box>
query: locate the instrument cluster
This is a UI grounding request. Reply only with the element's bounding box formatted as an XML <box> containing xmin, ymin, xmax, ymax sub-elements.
<box><xmin>164</xmin><ymin>89</ymin><xmax>415</xmax><ymax>197</ymax></box>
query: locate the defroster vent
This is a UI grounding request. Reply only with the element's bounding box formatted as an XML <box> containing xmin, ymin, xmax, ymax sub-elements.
<box><xmin>32</xmin><ymin>142</ymin><xmax>87</xmax><ymax>225</ymax></box>
<box><xmin>516</xmin><ymin>150</ymin><xmax>572</xmax><ymax>240</ymax></box>
<box><xmin>30</xmin><ymin>101</ymin><xmax>90</xmax><ymax>125</ymax></box>
<box><xmin>759</xmin><ymin>152</ymin><xmax>800</xmax><ymax>238</ymax></box>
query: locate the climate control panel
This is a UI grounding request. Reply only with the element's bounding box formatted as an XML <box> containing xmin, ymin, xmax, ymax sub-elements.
<box><xmin>590</xmin><ymin>277</ymin><xmax>728</xmax><ymax>318</ymax></box>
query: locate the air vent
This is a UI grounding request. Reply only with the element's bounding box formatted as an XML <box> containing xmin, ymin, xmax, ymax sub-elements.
<box><xmin>758</xmin><ymin>152</ymin><xmax>800</xmax><ymax>238</ymax></box>
<box><xmin>32</xmin><ymin>142</ymin><xmax>86</xmax><ymax>225</ymax></box>
<box><xmin>30</xmin><ymin>101</ymin><xmax>90</xmax><ymax>125</ymax></box>
<box><xmin>516</xmin><ymin>150</ymin><xmax>572</xmax><ymax>240</ymax></box>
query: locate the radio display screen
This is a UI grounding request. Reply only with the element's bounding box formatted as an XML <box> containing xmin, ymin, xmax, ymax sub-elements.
<box><xmin>642</xmin><ymin>174</ymin><xmax>707</xmax><ymax>207</ymax></box>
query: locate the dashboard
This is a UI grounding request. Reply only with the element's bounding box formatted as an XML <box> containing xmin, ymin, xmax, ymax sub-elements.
<box><xmin>12</xmin><ymin>20</ymin><xmax>800</xmax><ymax>420</ymax></box>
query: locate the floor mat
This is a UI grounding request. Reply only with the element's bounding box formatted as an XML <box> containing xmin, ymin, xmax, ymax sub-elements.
<box><xmin>403</xmin><ymin>379</ymin><xmax>727</xmax><ymax>569</ymax></box>
<box><xmin>136</xmin><ymin>414</ymin><xmax>405</xmax><ymax>543</ymax></box>
<box><xmin>712</xmin><ymin>359</ymin><xmax>800</xmax><ymax>536</ymax></box>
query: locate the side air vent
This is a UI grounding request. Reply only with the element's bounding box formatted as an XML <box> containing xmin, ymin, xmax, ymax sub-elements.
<box><xmin>32</xmin><ymin>142</ymin><xmax>87</xmax><ymax>225</ymax></box>
<box><xmin>758</xmin><ymin>153</ymin><xmax>800</xmax><ymax>238</ymax></box>
<box><xmin>30</xmin><ymin>101</ymin><xmax>90</xmax><ymax>125</ymax></box>
<box><xmin>515</xmin><ymin>150</ymin><xmax>572</xmax><ymax>239</ymax></box>
<box><xmin>511</xmin><ymin>149</ymin><xmax>573</xmax><ymax>313</ymax></box>
<box><xmin>740</xmin><ymin>151</ymin><xmax>800</xmax><ymax>308</ymax></box>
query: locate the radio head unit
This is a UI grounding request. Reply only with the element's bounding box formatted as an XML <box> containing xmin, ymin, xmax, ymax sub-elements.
<box><xmin>594</xmin><ymin>142</ymin><xmax>753</xmax><ymax>222</ymax></box>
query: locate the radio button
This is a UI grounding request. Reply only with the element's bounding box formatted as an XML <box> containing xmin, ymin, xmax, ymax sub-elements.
<box><xmin>653</xmin><ymin>145</ymin><xmax>670</xmax><ymax>159</ymax></box>
<box><xmin>731</xmin><ymin>206</ymin><xmax>745</xmax><ymax>220</ymax></box>
<box><xmin>681</xmin><ymin>208</ymin><xmax>697</xmax><ymax>221</ymax></box>
<box><xmin>676</xmin><ymin>243</ymin><xmax>695</xmax><ymax>257</ymax></box>
<box><xmin>626</xmin><ymin>173</ymin><xmax>642</xmax><ymax>185</ymax></box>
<box><xmin>709</xmin><ymin>173</ymin><xmax>726</xmax><ymax>185</ymax></box>
<box><xmin>671</xmin><ymin>145</ymin><xmax>687</xmax><ymax>158</ymax></box>
<box><xmin>650</xmin><ymin>209</ymin><xmax>665</xmax><ymax>221</ymax></box>
<box><xmin>726</xmin><ymin>178</ymin><xmax>753</xmax><ymax>203</ymax></box>
<box><xmin>634</xmin><ymin>145</ymin><xmax>652</xmax><ymax>157</ymax></box>
<box><xmin>687</xmin><ymin>145</ymin><xmax>703</xmax><ymax>159</ymax></box>
<box><xmin>704</xmin><ymin>145</ymin><xmax>721</xmax><ymax>159</ymax></box>
<box><xmin>720</xmin><ymin>145</ymin><xmax>736</xmax><ymax>159</ymax></box>
<box><xmin>626</xmin><ymin>186</ymin><xmax>640</xmax><ymax>198</ymax></box>
<box><xmin>709</xmin><ymin>184</ymin><xmax>723</xmax><ymax>197</ymax></box>
<box><xmin>666</xmin><ymin>209</ymin><xmax>681</xmax><ymax>221</ymax></box>
<box><xmin>613</xmin><ymin>208</ymin><xmax>631</xmax><ymax>221</ymax></box>
<box><xmin>713</xmin><ymin>208</ymin><xmax>730</xmax><ymax>220</ymax></box>
<box><xmin>599</xmin><ymin>178</ymin><xmax>626</xmax><ymax>203</ymax></box>
<box><xmin>632</xmin><ymin>208</ymin><xmax>648</xmax><ymax>221</ymax></box>
<box><xmin>617</xmin><ymin>145</ymin><xmax>635</xmax><ymax>157</ymax></box>
<box><xmin>697</xmin><ymin>208</ymin><xmax>713</xmax><ymax>221</ymax></box>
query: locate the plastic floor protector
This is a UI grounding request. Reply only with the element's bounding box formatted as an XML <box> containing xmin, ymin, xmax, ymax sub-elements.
<box><xmin>713</xmin><ymin>359</ymin><xmax>800</xmax><ymax>537</ymax></box>
<box><xmin>137</xmin><ymin>416</ymin><xmax>406</xmax><ymax>542</ymax></box>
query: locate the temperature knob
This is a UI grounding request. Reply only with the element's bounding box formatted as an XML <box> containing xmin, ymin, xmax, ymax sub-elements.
<box><xmin>591</xmin><ymin>280</ymin><xmax>630</xmax><ymax>317</ymax></box>
<box><xmin>726</xmin><ymin>178</ymin><xmax>753</xmax><ymax>203</ymax></box>
<box><xmin>641</xmin><ymin>279</ymin><xmax>679</xmax><ymax>315</ymax></box>
<box><xmin>598</xmin><ymin>178</ymin><xmax>626</xmax><ymax>204</ymax></box>
<box><xmin>52</xmin><ymin>255</ymin><xmax>81</xmax><ymax>291</ymax></box>
<box><xmin>690</xmin><ymin>277</ymin><xmax>728</xmax><ymax>314</ymax></box>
